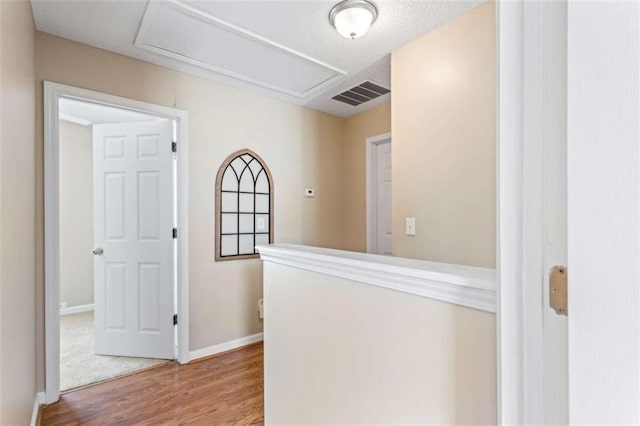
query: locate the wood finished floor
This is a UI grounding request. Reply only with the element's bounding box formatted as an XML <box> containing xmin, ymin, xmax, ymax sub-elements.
<box><xmin>41</xmin><ymin>342</ymin><xmax>264</xmax><ymax>425</ymax></box>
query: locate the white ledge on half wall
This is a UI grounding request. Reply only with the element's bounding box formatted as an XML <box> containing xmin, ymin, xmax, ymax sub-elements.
<box><xmin>256</xmin><ymin>244</ymin><xmax>497</xmax><ymax>313</ymax></box>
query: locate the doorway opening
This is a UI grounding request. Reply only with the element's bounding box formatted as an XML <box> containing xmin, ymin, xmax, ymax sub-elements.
<box><xmin>366</xmin><ymin>132</ymin><xmax>392</xmax><ymax>255</ymax></box>
<box><xmin>58</xmin><ymin>98</ymin><xmax>173</xmax><ymax>391</ymax></box>
<box><xmin>44</xmin><ymin>82</ymin><xmax>190</xmax><ymax>403</ymax></box>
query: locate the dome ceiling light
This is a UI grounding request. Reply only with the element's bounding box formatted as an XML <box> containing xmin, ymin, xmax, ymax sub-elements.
<box><xmin>329</xmin><ymin>0</ymin><xmax>378</xmax><ymax>40</ymax></box>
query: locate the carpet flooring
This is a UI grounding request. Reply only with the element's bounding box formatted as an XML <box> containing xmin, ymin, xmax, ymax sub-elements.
<box><xmin>60</xmin><ymin>311</ymin><xmax>169</xmax><ymax>391</ymax></box>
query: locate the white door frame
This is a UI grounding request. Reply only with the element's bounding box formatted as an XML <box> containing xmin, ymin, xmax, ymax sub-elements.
<box><xmin>365</xmin><ymin>132</ymin><xmax>392</xmax><ymax>254</ymax></box>
<box><xmin>497</xmin><ymin>1</ymin><xmax>568</xmax><ymax>423</ymax></box>
<box><xmin>43</xmin><ymin>81</ymin><xmax>190</xmax><ymax>404</ymax></box>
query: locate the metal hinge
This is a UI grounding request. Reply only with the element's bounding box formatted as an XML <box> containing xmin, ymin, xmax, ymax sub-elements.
<box><xmin>172</xmin><ymin>141</ymin><xmax>177</xmax><ymax>153</ymax></box>
<box><xmin>173</xmin><ymin>314</ymin><xmax>178</xmax><ymax>325</ymax></box>
<box><xmin>172</xmin><ymin>228</ymin><xmax>178</xmax><ymax>239</ymax></box>
<box><xmin>549</xmin><ymin>265</ymin><xmax>568</xmax><ymax>315</ymax></box>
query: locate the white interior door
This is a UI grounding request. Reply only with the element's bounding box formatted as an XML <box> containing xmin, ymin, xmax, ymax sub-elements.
<box><xmin>566</xmin><ymin>2</ymin><xmax>640</xmax><ymax>423</ymax></box>
<box><xmin>374</xmin><ymin>140</ymin><xmax>392</xmax><ymax>255</ymax></box>
<box><xmin>93</xmin><ymin>120</ymin><xmax>174</xmax><ymax>359</ymax></box>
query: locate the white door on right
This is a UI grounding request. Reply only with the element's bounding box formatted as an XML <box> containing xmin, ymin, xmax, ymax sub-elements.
<box><xmin>374</xmin><ymin>140</ymin><xmax>392</xmax><ymax>255</ymax></box>
<box><xmin>567</xmin><ymin>2</ymin><xmax>640</xmax><ymax>423</ymax></box>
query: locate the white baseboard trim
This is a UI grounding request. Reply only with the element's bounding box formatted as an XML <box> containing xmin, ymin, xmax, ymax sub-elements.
<box><xmin>60</xmin><ymin>303</ymin><xmax>94</xmax><ymax>315</ymax></box>
<box><xmin>189</xmin><ymin>332</ymin><xmax>263</xmax><ymax>362</ymax></box>
<box><xmin>30</xmin><ymin>392</ymin><xmax>45</xmax><ymax>426</ymax></box>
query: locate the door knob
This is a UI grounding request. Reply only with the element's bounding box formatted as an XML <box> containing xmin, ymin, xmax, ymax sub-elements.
<box><xmin>92</xmin><ymin>247</ymin><xmax>104</xmax><ymax>256</ymax></box>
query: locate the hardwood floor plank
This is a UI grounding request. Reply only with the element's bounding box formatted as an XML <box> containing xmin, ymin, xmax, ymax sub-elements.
<box><xmin>41</xmin><ymin>342</ymin><xmax>264</xmax><ymax>425</ymax></box>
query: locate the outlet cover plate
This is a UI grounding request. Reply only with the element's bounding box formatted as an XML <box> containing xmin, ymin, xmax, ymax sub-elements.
<box><xmin>405</xmin><ymin>217</ymin><xmax>416</xmax><ymax>236</ymax></box>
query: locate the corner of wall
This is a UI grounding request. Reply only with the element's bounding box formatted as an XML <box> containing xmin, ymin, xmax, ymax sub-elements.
<box><xmin>0</xmin><ymin>0</ymin><xmax>39</xmax><ymax>423</ymax></box>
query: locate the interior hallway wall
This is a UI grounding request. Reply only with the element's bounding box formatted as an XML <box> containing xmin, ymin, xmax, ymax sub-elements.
<box><xmin>264</xmin><ymin>262</ymin><xmax>497</xmax><ymax>424</ymax></box>
<box><xmin>341</xmin><ymin>102</ymin><xmax>391</xmax><ymax>253</ymax></box>
<box><xmin>35</xmin><ymin>32</ymin><xmax>346</xmax><ymax>390</ymax></box>
<box><xmin>391</xmin><ymin>1</ymin><xmax>496</xmax><ymax>267</ymax></box>
<box><xmin>59</xmin><ymin>120</ymin><xmax>94</xmax><ymax>308</ymax></box>
<box><xmin>0</xmin><ymin>0</ymin><xmax>37</xmax><ymax>423</ymax></box>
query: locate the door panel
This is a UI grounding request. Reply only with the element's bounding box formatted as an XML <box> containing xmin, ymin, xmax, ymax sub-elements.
<box><xmin>139</xmin><ymin>263</ymin><xmax>161</xmax><ymax>332</ymax></box>
<box><xmin>105</xmin><ymin>262</ymin><xmax>126</xmax><ymax>330</ymax></box>
<box><xmin>104</xmin><ymin>173</ymin><xmax>126</xmax><ymax>240</ymax></box>
<box><xmin>138</xmin><ymin>171</ymin><xmax>161</xmax><ymax>240</ymax></box>
<box><xmin>93</xmin><ymin>120</ymin><xmax>174</xmax><ymax>360</ymax></box>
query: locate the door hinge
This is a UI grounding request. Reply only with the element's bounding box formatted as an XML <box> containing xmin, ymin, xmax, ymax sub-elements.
<box><xmin>172</xmin><ymin>141</ymin><xmax>177</xmax><ymax>153</ymax></box>
<box><xmin>172</xmin><ymin>228</ymin><xmax>178</xmax><ymax>239</ymax></box>
<box><xmin>549</xmin><ymin>265</ymin><xmax>568</xmax><ymax>316</ymax></box>
<box><xmin>173</xmin><ymin>314</ymin><xmax>178</xmax><ymax>325</ymax></box>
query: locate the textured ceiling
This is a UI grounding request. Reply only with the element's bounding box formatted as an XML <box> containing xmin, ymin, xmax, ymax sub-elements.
<box><xmin>31</xmin><ymin>0</ymin><xmax>484</xmax><ymax>117</ymax></box>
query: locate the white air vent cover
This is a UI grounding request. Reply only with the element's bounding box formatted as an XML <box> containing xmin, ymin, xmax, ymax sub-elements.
<box><xmin>135</xmin><ymin>0</ymin><xmax>346</xmax><ymax>98</ymax></box>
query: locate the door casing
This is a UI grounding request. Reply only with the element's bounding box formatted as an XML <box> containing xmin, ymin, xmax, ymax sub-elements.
<box><xmin>497</xmin><ymin>1</ymin><xmax>569</xmax><ymax>423</ymax></box>
<box><xmin>43</xmin><ymin>81</ymin><xmax>190</xmax><ymax>404</ymax></box>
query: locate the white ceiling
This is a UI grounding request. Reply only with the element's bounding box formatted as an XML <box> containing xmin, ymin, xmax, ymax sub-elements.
<box><xmin>32</xmin><ymin>0</ymin><xmax>484</xmax><ymax>118</ymax></box>
<box><xmin>59</xmin><ymin>98</ymin><xmax>164</xmax><ymax>125</ymax></box>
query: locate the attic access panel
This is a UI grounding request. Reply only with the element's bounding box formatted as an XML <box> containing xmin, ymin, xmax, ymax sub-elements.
<box><xmin>136</xmin><ymin>1</ymin><xmax>346</xmax><ymax>98</ymax></box>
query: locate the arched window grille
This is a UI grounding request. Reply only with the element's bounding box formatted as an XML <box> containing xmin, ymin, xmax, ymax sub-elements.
<box><xmin>215</xmin><ymin>149</ymin><xmax>273</xmax><ymax>261</ymax></box>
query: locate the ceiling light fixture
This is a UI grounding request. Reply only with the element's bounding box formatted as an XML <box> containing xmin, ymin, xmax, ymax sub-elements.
<box><xmin>329</xmin><ymin>0</ymin><xmax>378</xmax><ymax>40</ymax></box>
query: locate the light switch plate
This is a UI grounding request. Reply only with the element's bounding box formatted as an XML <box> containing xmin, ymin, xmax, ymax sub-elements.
<box><xmin>405</xmin><ymin>217</ymin><xmax>416</xmax><ymax>236</ymax></box>
<box><xmin>305</xmin><ymin>188</ymin><xmax>315</xmax><ymax>197</ymax></box>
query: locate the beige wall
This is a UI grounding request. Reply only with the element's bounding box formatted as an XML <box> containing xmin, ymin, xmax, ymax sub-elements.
<box><xmin>59</xmin><ymin>120</ymin><xmax>93</xmax><ymax>308</ymax></box>
<box><xmin>342</xmin><ymin>102</ymin><xmax>391</xmax><ymax>252</ymax></box>
<box><xmin>391</xmin><ymin>2</ymin><xmax>496</xmax><ymax>267</ymax></box>
<box><xmin>0</xmin><ymin>0</ymin><xmax>37</xmax><ymax>424</ymax></box>
<box><xmin>34</xmin><ymin>32</ymin><xmax>346</xmax><ymax>388</ymax></box>
<box><xmin>264</xmin><ymin>262</ymin><xmax>496</xmax><ymax>424</ymax></box>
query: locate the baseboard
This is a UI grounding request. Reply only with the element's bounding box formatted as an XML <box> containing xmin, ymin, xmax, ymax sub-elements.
<box><xmin>30</xmin><ymin>392</ymin><xmax>45</xmax><ymax>426</ymax></box>
<box><xmin>60</xmin><ymin>303</ymin><xmax>94</xmax><ymax>315</ymax></box>
<box><xmin>189</xmin><ymin>332</ymin><xmax>263</xmax><ymax>362</ymax></box>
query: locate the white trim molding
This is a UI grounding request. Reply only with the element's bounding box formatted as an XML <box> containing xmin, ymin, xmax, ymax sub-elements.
<box><xmin>257</xmin><ymin>244</ymin><xmax>496</xmax><ymax>313</ymax></box>
<box><xmin>365</xmin><ymin>132</ymin><xmax>392</xmax><ymax>254</ymax></box>
<box><xmin>44</xmin><ymin>81</ymin><xmax>190</xmax><ymax>404</ymax></box>
<box><xmin>189</xmin><ymin>333</ymin><xmax>264</xmax><ymax>362</ymax></box>
<box><xmin>30</xmin><ymin>392</ymin><xmax>45</xmax><ymax>426</ymax></box>
<box><xmin>60</xmin><ymin>303</ymin><xmax>94</xmax><ymax>316</ymax></box>
<box><xmin>497</xmin><ymin>1</ymin><xmax>571</xmax><ymax>423</ymax></box>
<box><xmin>497</xmin><ymin>0</ymin><xmax>525</xmax><ymax>423</ymax></box>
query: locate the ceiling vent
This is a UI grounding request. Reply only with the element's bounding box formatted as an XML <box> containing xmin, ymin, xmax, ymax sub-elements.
<box><xmin>331</xmin><ymin>81</ymin><xmax>390</xmax><ymax>106</ymax></box>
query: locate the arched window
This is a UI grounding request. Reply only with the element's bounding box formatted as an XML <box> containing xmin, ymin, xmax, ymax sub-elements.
<box><xmin>215</xmin><ymin>149</ymin><xmax>273</xmax><ymax>261</ymax></box>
